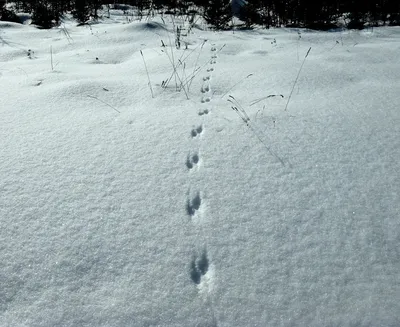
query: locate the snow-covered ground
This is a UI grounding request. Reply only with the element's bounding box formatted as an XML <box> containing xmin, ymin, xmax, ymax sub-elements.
<box><xmin>1</xmin><ymin>12</ymin><xmax>399</xmax><ymax>326</ymax></box>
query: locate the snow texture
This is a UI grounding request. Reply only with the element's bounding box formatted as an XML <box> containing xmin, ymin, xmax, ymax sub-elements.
<box><xmin>0</xmin><ymin>13</ymin><xmax>400</xmax><ymax>327</ymax></box>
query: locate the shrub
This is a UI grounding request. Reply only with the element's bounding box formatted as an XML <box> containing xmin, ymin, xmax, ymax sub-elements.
<box><xmin>31</xmin><ymin>3</ymin><xmax>60</xmax><ymax>28</ymax></box>
<box><xmin>0</xmin><ymin>7</ymin><xmax>21</xmax><ymax>23</ymax></box>
<box><xmin>389</xmin><ymin>13</ymin><xmax>400</xmax><ymax>26</ymax></box>
<box><xmin>347</xmin><ymin>18</ymin><xmax>365</xmax><ymax>29</ymax></box>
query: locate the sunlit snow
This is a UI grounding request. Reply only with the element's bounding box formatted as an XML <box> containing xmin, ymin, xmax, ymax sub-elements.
<box><xmin>1</xmin><ymin>12</ymin><xmax>399</xmax><ymax>327</ymax></box>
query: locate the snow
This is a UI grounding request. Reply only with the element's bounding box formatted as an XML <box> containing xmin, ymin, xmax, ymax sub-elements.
<box><xmin>1</xmin><ymin>13</ymin><xmax>400</xmax><ymax>326</ymax></box>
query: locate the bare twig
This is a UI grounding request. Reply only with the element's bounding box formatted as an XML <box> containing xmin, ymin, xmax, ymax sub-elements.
<box><xmin>180</xmin><ymin>43</ymin><xmax>226</xmax><ymax>91</ymax></box>
<box><xmin>228</xmin><ymin>95</ymin><xmax>251</xmax><ymax>124</ymax></box>
<box><xmin>228</xmin><ymin>96</ymin><xmax>285</xmax><ymax>166</ymax></box>
<box><xmin>16</xmin><ymin>67</ymin><xmax>28</xmax><ymax>78</ymax></box>
<box><xmin>284</xmin><ymin>47</ymin><xmax>311</xmax><ymax>111</ymax></box>
<box><xmin>61</xmin><ymin>23</ymin><xmax>73</xmax><ymax>44</ymax></box>
<box><xmin>187</xmin><ymin>40</ymin><xmax>207</xmax><ymax>91</ymax></box>
<box><xmin>161</xmin><ymin>38</ymin><xmax>189</xmax><ymax>96</ymax></box>
<box><xmin>140</xmin><ymin>50</ymin><xmax>154</xmax><ymax>98</ymax></box>
<box><xmin>249</xmin><ymin>94</ymin><xmax>284</xmax><ymax>106</ymax></box>
<box><xmin>87</xmin><ymin>95</ymin><xmax>121</xmax><ymax>113</ymax></box>
<box><xmin>220</xmin><ymin>74</ymin><xmax>253</xmax><ymax>98</ymax></box>
<box><xmin>166</xmin><ymin>31</ymin><xmax>178</xmax><ymax>91</ymax></box>
<box><xmin>162</xmin><ymin>48</ymin><xmax>189</xmax><ymax>99</ymax></box>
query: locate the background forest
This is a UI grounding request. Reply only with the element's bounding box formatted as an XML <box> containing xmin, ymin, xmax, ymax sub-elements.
<box><xmin>1</xmin><ymin>0</ymin><xmax>400</xmax><ymax>29</ymax></box>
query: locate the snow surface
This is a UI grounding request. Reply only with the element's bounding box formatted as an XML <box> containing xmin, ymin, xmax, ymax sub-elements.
<box><xmin>1</xmin><ymin>13</ymin><xmax>400</xmax><ymax>326</ymax></box>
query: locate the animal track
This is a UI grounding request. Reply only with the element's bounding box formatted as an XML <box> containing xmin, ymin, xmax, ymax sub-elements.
<box><xmin>198</xmin><ymin>109</ymin><xmax>210</xmax><ymax>116</ymax></box>
<box><xmin>182</xmin><ymin>43</ymin><xmax>218</xmax><ymax>305</ymax></box>
<box><xmin>186</xmin><ymin>153</ymin><xmax>200</xmax><ymax>169</ymax></box>
<box><xmin>190</xmin><ymin>249</ymin><xmax>209</xmax><ymax>285</ymax></box>
<box><xmin>187</xmin><ymin>192</ymin><xmax>202</xmax><ymax>216</ymax></box>
<box><xmin>201</xmin><ymin>84</ymin><xmax>210</xmax><ymax>93</ymax></box>
<box><xmin>191</xmin><ymin>125</ymin><xmax>203</xmax><ymax>138</ymax></box>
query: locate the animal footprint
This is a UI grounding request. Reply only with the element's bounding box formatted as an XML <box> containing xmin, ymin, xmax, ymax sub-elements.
<box><xmin>198</xmin><ymin>109</ymin><xmax>210</xmax><ymax>116</ymax></box>
<box><xmin>201</xmin><ymin>97</ymin><xmax>211</xmax><ymax>103</ymax></box>
<box><xmin>211</xmin><ymin>46</ymin><xmax>217</xmax><ymax>52</ymax></box>
<box><xmin>186</xmin><ymin>191</ymin><xmax>202</xmax><ymax>216</ymax></box>
<box><xmin>191</xmin><ymin>125</ymin><xmax>203</xmax><ymax>138</ymax></box>
<box><xmin>211</xmin><ymin>55</ymin><xmax>217</xmax><ymax>59</ymax></box>
<box><xmin>201</xmin><ymin>84</ymin><xmax>210</xmax><ymax>93</ymax></box>
<box><xmin>190</xmin><ymin>249</ymin><xmax>209</xmax><ymax>285</ymax></box>
<box><xmin>207</xmin><ymin>68</ymin><xmax>214</xmax><ymax>72</ymax></box>
<box><xmin>186</xmin><ymin>153</ymin><xmax>200</xmax><ymax>169</ymax></box>
<box><xmin>210</xmin><ymin>60</ymin><xmax>216</xmax><ymax>64</ymax></box>
<box><xmin>203</xmin><ymin>76</ymin><xmax>211</xmax><ymax>81</ymax></box>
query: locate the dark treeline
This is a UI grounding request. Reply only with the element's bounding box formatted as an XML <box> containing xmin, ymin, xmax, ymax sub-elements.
<box><xmin>239</xmin><ymin>0</ymin><xmax>400</xmax><ymax>29</ymax></box>
<box><xmin>1</xmin><ymin>0</ymin><xmax>400</xmax><ymax>29</ymax></box>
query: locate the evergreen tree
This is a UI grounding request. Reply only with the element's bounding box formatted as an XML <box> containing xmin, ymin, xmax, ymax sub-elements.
<box><xmin>384</xmin><ymin>0</ymin><xmax>400</xmax><ymax>25</ymax></box>
<box><xmin>31</xmin><ymin>0</ymin><xmax>64</xmax><ymax>28</ymax></box>
<box><xmin>72</xmin><ymin>0</ymin><xmax>102</xmax><ymax>24</ymax></box>
<box><xmin>347</xmin><ymin>0</ymin><xmax>367</xmax><ymax>29</ymax></box>
<box><xmin>72</xmin><ymin>0</ymin><xmax>91</xmax><ymax>24</ymax></box>
<box><xmin>0</xmin><ymin>3</ymin><xmax>21</xmax><ymax>23</ymax></box>
<box><xmin>239</xmin><ymin>0</ymin><xmax>262</xmax><ymax>28</ymax></box>
<box><xmin>4</xmin><ymin>0</ymin><xmax>400</xmax><ymax>29</ymax></box>
<box><xmin>203</xmin><ymin>0</ymin><xmax>232</xmax><ymax>29</ymax></box>
<box><xmin>257</xmin><ymin>0</ymin><xmax>272</xmax><ymax>28</ymax></box>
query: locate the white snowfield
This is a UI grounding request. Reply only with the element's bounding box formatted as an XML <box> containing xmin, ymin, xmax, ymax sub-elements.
<box><xmin>0</xmin><ymin>12</ymin><xmax>399</xmax><ymax>326</ymax></box>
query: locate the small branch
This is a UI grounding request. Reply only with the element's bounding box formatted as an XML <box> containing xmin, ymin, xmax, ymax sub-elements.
<box><xmin>87</xmin><ymin>95</ymin><xmax>120</xmax><ymax>113</ymax></box>
<box><xmin>284</xmin><ymin>47</ymin><xmax>311</xmax><ymax>111</ymax></box>
<box><xmin>221</xmin><ymin>74</ymin><xmax>253</xmax><ymax>99</ymax></box>
<box><xmin>187</xmin><ymin>40</ymin><xmax>207</xmax><ymax>91</ymax></box>
<box><xmin>228</xmin><ymin>95</ymin><xmax>285</xmax><ymax>166</ymax></box>
<box><xmin>249</xmin><ymin>94</ymin><xmax>284</xmax><ymax>107</ymax></box>
<box><xmin>179</xmin><ymin>43</ymin><xmax>226</xmax><ymax>92</ymax></box>
<box><xmin>61</xmin><ymin>23</ymin><xmax>73</xmax><ymax>44</ymax></box>
<box><xmin>140</xmin><ymin>50</ymin><xmax>154</xmax><ymax>98</ymax></box>
<box><xmin>160</xmin><ymin>42</ymin><xmax>189</xmax><ymax>98</ymax></box>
